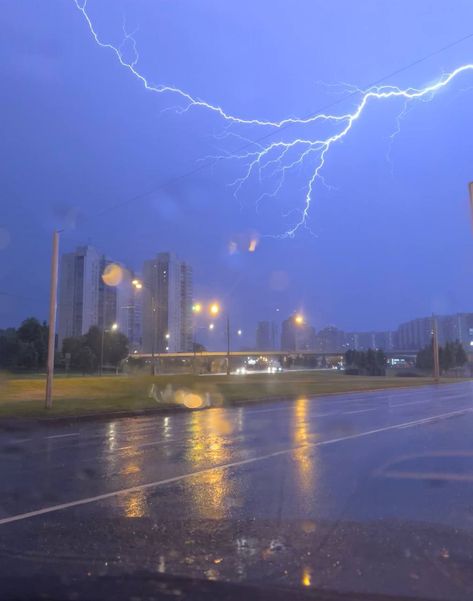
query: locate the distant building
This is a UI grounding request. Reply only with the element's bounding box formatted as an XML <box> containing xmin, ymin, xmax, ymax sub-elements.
<box><xmin>437</xmin><ymin>313</ymin><xmax>473</xmax><ymax>348</ymax></box>
<box><xmin>57</xmin><ymin>245</ymin><xmax>142</xmax><ymax>350</ymax></box>
<box><xmin>345</xmin><ymin>330</ymin><xmax>394</xmax><ymax>351</ymax></box>
<box><xmin>57</xmin><ymin>245</ymin><xmax>100</xmax><ymax>346</ymax></box>
<box><xmin>395</xmin><ymin>317</ymin><xmax>433</xmax><ymax>350</ymax></box>
<box><xmin>142</xmin><ymin>252</ymin><xmax>192</xmax><ymax>353</ymax></box>
<box><xmin>315</xmin><ymin>326</ymin><xmax>345</xmax><ymax>353</ymax></box>
<box><xmin>115</xmin><ymin>271</ymin><xmax>142</xmax><ymax>352</ymax></box>
<box><xmin>256</xmin><ymin>320</ymin><xmax>278</xmax><ymax>350</ymax></box>
<box><xmin>98</xmin><ymin>257</ymin><xmax>119</xmax><ymax>331</ymax></box>
<box><xmin>281</xmin><ymin>315</ymin><xmax>316</xmax><ymax>351</ymax></box>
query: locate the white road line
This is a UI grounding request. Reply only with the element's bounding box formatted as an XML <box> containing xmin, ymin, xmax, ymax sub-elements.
<box><xmin>389</xmin><ymin>400</ymin><xmax>432</xmax><ymax>408</ymax></box>
<box><xmin>45</xmin><ymin>433</ymin><xmax>79</xmax><ymax>440</ymax></box>
<box><xmin>344</xmin><ymin>408</ymin><xmax>378</xmax><ymax>415</ymax></box>
<box><xmin>0</xmin><ymin>407</ymin><xmax>470</xmax><ymax>527</ymax></box>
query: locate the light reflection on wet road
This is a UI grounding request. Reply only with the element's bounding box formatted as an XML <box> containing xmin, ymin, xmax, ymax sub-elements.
<box><xmin>1</xmin><ymin>382</ymin><xmax>473</xmax><ymax>599</ymax></box>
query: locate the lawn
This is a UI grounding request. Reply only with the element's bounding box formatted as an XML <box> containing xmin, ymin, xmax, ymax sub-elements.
<box><xmin>0</xmin><ymin>370</ymin><xmax>450</xmax><ymax>419</ymax></box>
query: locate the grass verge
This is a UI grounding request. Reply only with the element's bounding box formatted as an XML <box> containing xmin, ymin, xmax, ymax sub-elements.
<box><xmin>0</xmin><ymin>370</ymin><xmax>457</xmax><ymax>420</ymax></box>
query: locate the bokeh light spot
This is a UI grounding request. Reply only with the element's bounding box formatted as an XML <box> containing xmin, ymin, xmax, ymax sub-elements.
<box><xmin>102</xmin><ymin>263</ymin><xmax>124</xmax><ymax>287</ymax></box>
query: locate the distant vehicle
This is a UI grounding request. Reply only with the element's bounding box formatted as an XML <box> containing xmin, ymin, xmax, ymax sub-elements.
<box><xmin>235</xmin><ymin>359</ymin><xmax>282</xmax><ymax>375</ymax></box>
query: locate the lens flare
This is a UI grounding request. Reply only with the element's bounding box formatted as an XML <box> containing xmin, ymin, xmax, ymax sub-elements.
<box><xmin>102</xmin><ymin>263</ymin><xmax>124</xmax><ymax>286</ymax></box>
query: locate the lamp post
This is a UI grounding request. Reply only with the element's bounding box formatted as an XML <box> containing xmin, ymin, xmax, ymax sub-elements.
<box><xmin>100</xmin><ymin>322</ymin><xmax>118</xmax><ymax>376</ymax></box>
<box><xmin>192</xmin><ymin>301</ymin><xmax>242</xmax><ymax>375</ymax></box>
<box><xmin>132</xmin><ymin>279</ymin><xmax>158</xmax><ymax>376</ymax></box>
<box><xmin>192</xmin><ymin>302</ymin><xmax>202</xmax><ymax>373</ymax></box>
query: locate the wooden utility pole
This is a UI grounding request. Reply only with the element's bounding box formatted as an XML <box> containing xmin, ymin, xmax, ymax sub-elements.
<box><xmin>45</xmin><ymin>230</ymin><xmax>60</xmax><ymax>409</ymax></box>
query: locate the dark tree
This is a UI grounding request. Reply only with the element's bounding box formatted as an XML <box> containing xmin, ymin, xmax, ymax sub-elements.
<box><xmin>344</xmin><ymin>348</ymin><xmax>386</xmax><ymax>376</ymax></box>
<box><xmin>84</xmin><ymin>326</ymin><xmax>102</xmax><ymax>361</ymax></box>
<box><xmin>0</xmin><ymin>329</ymin><xmax>20</xmax><ymax>369</ymax></box>
<box><xmin>18</xmin><ymin>343</ymin><xmax>39</xmax><ymax>370</ymax></box>
<box><xmin>454</xmin><ymin>340</ymin><xmax>468</xmax><ymax>367</ymax></box>
<box><xmin>76</xmin><ymin>346</ymin><xmax>96</xmax><ymax>375</ymax></box>
<box><xmin>104</xmin><ymin>331</ymin><xmax>129</xmax><ymax>368</ymax></box>
<box><xmin>416</xmin><ymin>341</ymin><xmax>434</xmax><ymax>370</ymax></box>
<box><xmin>17</xmin><ymin>318</ymin><xmax>48</xmax><ymax>368</ymax></box>
<box><xmin>416</xmin><ymin>338</ymin><xmax>468</xmax><ymax>372</ymax></box>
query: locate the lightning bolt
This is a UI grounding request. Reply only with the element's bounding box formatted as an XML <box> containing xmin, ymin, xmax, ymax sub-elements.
<box><xmin>73</xmin><ymin>0</ymin><xmax>473</xmax><ymax>236</ymax></box>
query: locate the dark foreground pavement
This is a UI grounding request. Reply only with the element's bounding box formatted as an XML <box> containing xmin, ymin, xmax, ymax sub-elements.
<box><xmin>1</xmin><ymin>382</ymin><xmax>473</xmax><ymax>600</ymax></box>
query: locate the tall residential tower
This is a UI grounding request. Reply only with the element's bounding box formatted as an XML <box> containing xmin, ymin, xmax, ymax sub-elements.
<box><xmin>142</xmin><ymin>252</ymin><xmax>193</xmax><ymax>353</ymax></box>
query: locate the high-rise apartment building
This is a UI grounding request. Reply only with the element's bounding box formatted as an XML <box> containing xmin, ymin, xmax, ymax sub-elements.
<box><xmin>98</xmin><ymin>257</ymin><xmax>119</xmax><ymax>331</ymax></box>
<box><xmin>142</xmin><ymin>252</ymin><xmax>192</xmax><ymax>353</ymax></box>
<box><xmin>346</xmin><ymin>330</ymin><xmax>394</xmax><ymax>351</ymax></box>
<box><xmin>395</xmin><ymin>317</ymin><xmax>433</xmax><ymax>350</ymax></box>
<box><xmin>58</xmin><ymin>246</ymin><xmax>142</xmax><ymax>350</ymax></box>
<box><xmin>256</xmin><ymin>320</ymin><xmax>278</xmax><ymax>350</ymax></box>
<box><xmin>437</xmin><ymin>313</ymin><xmax>473</xmax><ymax>348</ymax></box>
<box><xmin>314</xmin><ymin>326</ymin><xmax>345</xmax><ymax>353</ymax></box>
<box><xmin>57</xmin><ymin>246</ymin><xmax>101</xmax><ymax>346</ymax></box>
<box><xmin>115</xmin><ymin>272</ymin><xmax>142</xmax><ymax>352</ymax></box>
<box><xmin>281</xmin><ymin>315</ymin><xmax>316</xmax><ymax>351</ymax></box>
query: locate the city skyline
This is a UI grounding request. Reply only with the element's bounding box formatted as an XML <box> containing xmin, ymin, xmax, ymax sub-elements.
<box><xmin>36</xmin><ymin>238</ymin><xmax>473</xmax><ymax>356</ymax></box>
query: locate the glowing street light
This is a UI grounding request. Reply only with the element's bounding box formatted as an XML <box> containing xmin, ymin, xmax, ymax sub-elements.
<box><xmin>294</xmin><ymin>314</ymin><xmax>304</xmax><ymax>325</ymax></box>
<box><xmin>237</xmin><ymin>329</ymin><xmax>242</xmax><ymax>336</ymax></box>
<box><xmin>192</xmin><ymin>302</ymin><xmax>202</xmax><ymax>313</ymax></box>
<box><xmin>209</xmin><ymin>323</ymin><xmax>215</xmax><ymax>330</ymax></box>
<box><xmin>209</xmin><ymin>302</ymin><xmax>220</xmax><ymax>316</ymax></box>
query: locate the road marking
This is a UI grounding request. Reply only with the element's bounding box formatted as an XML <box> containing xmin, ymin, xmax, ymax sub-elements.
<box><xmin>380</xmin><ymin>470</ymin><xmax>473</xmax><ymax>483</ymax></box>
<box><xmin>0</xmin><ymin>407</ymin><xmax>470</xmax><ymax>527</ymax></box>
<box><xmin>344</xmin><ymin>408</ymin><xmax>378</xmax><ymax>415</ymax></box>
<box><xmin>389</xmin><ymin>400</ymin><xmax>431</xmax><ymax>408</ymax></box>
<box><xmin>45</xmin><ymin>433</ymin><xmax>79</xmax><ymax>440</ymax></box>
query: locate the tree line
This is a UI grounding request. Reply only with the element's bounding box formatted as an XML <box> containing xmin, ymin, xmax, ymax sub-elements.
<box><xmin>344</xmin><ymin>349</ymin><xmax>387</xmax><ymax>376</ymax></box>
<box><xmin>0</xmin><ymin>318</ymin><xmax>49</xmax><ymax>370</ymax></box>
<box><xmin>416</xmin><ymin>339</ymin><xmax>467</xmax><ymax>372</ymax></box>
<box><xmin>0</xmin><ymin>317</ymin><xmax>129</xmax><ymax>373</ymax></box>
<box><xmin>62</xmin><ymin>326</ymin><xmax>128</xmax><ymax>374</ymax></box>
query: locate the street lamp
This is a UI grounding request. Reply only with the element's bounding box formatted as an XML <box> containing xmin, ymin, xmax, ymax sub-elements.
<box><xmin>192</xmin><ymin>300</ymin><xmax>237</xmax><ymax>376</ymax></box>
<box><xmin>210</xmin><ymin>302</ymin><xmax>220</xmax><ymax>316</ymax></box>
<box><xmin>100</xmin><ymin>322</ymin><xmax>118</xmax><ymax>376</ymax></box>
<box><xmin>132</xmin><ymin>278</ymin><xmax>158</xmax><ymax>376</ymax></box>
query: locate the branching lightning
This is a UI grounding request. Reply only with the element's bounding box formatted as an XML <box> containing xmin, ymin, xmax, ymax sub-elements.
<box><xmin>73</xmin><ymin>0</ymin><xmax>473</xmax><ymax>236</ymax></box>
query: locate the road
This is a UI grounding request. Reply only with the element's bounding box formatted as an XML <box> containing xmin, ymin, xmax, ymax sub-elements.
<box><xmin>1</xmin><ymin>382</ymin><xmax>473</xmax><ymax>600</ymax></box>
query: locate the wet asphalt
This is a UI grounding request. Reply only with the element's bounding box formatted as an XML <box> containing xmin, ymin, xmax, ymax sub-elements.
<box><xmin>1</xmin><ymin>382</ymin><xmax>473</xmax><ymax>600</ymax></box>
